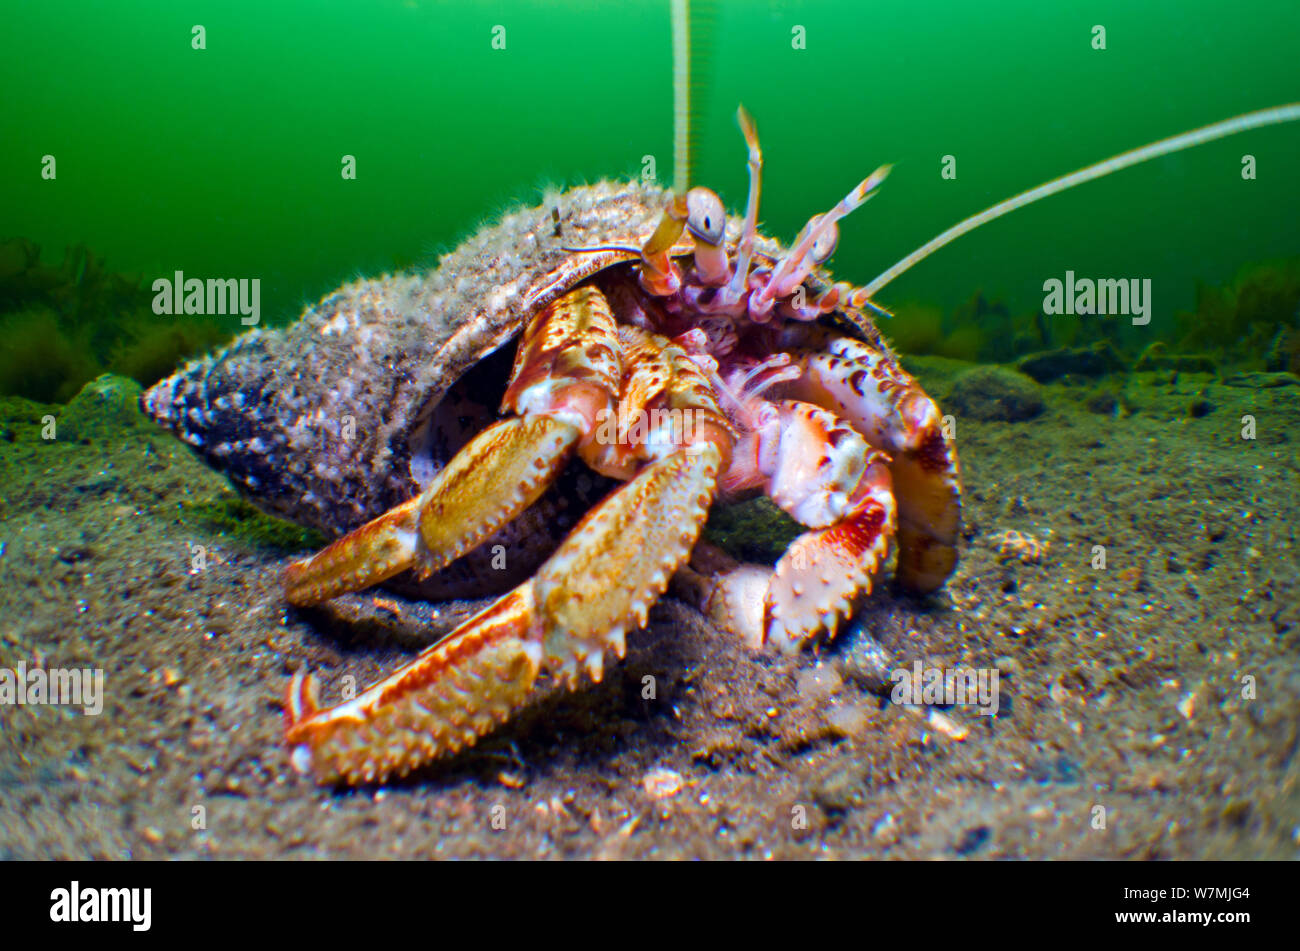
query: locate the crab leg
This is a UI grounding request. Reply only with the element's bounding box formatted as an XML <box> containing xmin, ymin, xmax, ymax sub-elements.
<box><xmin>784</xmin><ymin>335</ymin><xmax>961</xmax><ymax>593</ymax></box>
<box><xmin>285</xmin><ymin>442</ymin><xmax>723</xmax><ymax>784</ymax></box>
<box><xmin>284</xmin><ymin>318</ymin><xmax>736</xmax><ymax>783</ymax></box>
<box><xmin>283</xmin><ymin>284</ymin><xmax>623</xmax><ymax>607</ymax></box>
<box><xmin>282</xmin><ymin>417</ymin><xmax>580</xmax><ymax>606</ymax></box>
<box><xmin>286</xmin><ymin>445</ymin><xmax>731</xmax><ymax>784</ymax></box>
<box><xmin>718</xmin><ymin>400</ymin><xmax>897</xmax><ymax>652</ymax></box>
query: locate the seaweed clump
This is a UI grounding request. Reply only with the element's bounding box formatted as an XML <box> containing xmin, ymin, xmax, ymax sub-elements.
<box><xmin>0</xmin><ymin>237</ymin><xmax>231</xmax><ymax>402</ymax></box>
<box><xmin>889</xmin><ymin>291</ymin><xmax>1057</xmax><ymax>365</ymax></box>
<box><xmin>1173</xmin><ymin>257</ymin><xmax>1300</xmax><ymax>369</ymax></box>
<box><xmin>180</xmin><ymin>491</ymin><xmax>325</xmax><ymax>554</ymax></box>
<box><xmin>888</xmin><ymin>257</ymin><xmax>1300</xmax><ymax>378</ymax></box>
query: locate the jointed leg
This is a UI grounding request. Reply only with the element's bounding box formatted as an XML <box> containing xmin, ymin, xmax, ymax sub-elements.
<box><xmin>283</xmin><ymin>285</ymin><xmax>623</xmax><ymax>606</ymax></box>
<box><xmin>283</xmin><ymin>416</ymin><xmax>581</xmax><ymax>605</ymax></box>
<box><xmin>285</xmin><ymin>442</ymin><xmax>723</xmax><ymax>784</ymax></box>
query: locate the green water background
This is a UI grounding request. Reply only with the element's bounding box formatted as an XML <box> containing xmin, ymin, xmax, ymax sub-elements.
<box><xmin>3</xmin><ymin>0</ymin><xmax>1297</xmax><ymax>345</ymax></box>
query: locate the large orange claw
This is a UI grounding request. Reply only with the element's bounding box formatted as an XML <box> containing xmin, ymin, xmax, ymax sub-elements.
<box><xmin>282</xmin><ymin>415</ymin><xmax>580</xmax><ymax>607</ymax></box>
<box><xmin>285</xmin><ymin>443</ymin><xmax>722</xmax><ymax>785</ymax></box>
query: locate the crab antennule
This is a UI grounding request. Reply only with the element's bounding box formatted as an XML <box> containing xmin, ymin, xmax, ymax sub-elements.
<box><xmin>722</xmin><ymin>105</ymin><xmax>764</xmax><ymax>303</ymax></box>
<box><xmin>757</xmin><ymin>165</ymin><xmax>891</xmax><ymax>307</ymax></box>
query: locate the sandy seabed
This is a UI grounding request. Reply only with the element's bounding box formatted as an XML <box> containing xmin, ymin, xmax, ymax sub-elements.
<box><xmin>0</xmin><ymin>358</ymin><xmax>1296</xmax><ymax>859</ymax></box>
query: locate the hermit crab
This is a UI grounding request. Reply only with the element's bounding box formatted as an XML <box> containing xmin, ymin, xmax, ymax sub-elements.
<box><xmin>144</xmin><ymin>96</ymin><xmax>1300</xmax><ymax>784</ymax></box>
<box><xmin>145</xmin><ymin>109</ymin><xmax>960</xmax><ymax>784</ymax></box>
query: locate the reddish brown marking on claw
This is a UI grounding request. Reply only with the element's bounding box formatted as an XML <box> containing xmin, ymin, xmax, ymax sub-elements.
<box><xmin>373</xmin><ymin>589</ymin><xmax>535</xmax><ymax>707</ymax></box>
<box><xmin>915</xmin><ymin>425</ymin><xmax>951</xmax><ymax>474</ymax></box>
<box><xmin>283</xmin><ymin>586</ymin><xmax>541</xmax><ymax>784</ymax></box>
<box><xmin>827</xmin><ymin>501</ymin><xmax>886</xmax><ymax>559</ymax></box>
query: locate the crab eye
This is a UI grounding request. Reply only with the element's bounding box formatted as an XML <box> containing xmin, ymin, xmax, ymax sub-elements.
<box><xmin>685</xmin><ymin>187</ymin><xmax>726</xmax><ymax>246</ymax></box>
<box><xmin>808</xmin><ymin>216</ymin><xmax>839</xmax><ymax>264</ymax></box>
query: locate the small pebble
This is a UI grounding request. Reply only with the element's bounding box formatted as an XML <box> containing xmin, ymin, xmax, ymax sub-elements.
<box><xmin>838</xmin><ymin>621</ymin><xmax>896</xmax><ymax>694</ymax></box>
<box><xmin>872</xmin><ymin>813</ymin><xmax>898</xmax><ymax>842</ymax></box>
<box><xmin>825</xmin><ymin>703</ymin><xmax>869</xmax><ymax>737</ymax></box>
<box><xmin>926</xmin><ymin>708</ymin><xmax>969</xmax><ymax>740</ymax></box>
<box><xmin>642</xmin><ymin>767</ymin><xmax>684</xmax><ymax>800</ymax></box>
<box><xmin>796</xmin><ymin>664</ymin><xmax>843</xmax><ymax>703</ymax></box>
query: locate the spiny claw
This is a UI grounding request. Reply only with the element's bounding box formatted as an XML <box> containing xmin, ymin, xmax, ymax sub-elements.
<box><xmin>282</xmin><ymin>415</ymin><xmax>579</xmax><ymax>607</ymax></box>
<box><xmin>714</xmin><ymin>398</ymin><xmax>899</xmax><ymax>652</ymax></box>
<box><xmin>284</xmin><ymin>443</ymin><xmax>724</xmax><ymax>785</ymax></box>
<box><xmin>765</xmin><ymin>449</ymin><xmax>896</xmax><ymax>653</ymax></box>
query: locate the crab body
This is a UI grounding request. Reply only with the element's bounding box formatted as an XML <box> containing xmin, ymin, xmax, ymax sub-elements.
<box><xmin>144</xmin><ymin>162</ymin><xmax>961</xmax><ymax>784</ymax></box>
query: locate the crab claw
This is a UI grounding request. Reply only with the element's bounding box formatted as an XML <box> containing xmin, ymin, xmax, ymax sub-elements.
<box><xmin>756</xmin><ymin>401</ymin><xmax>896</xmax><ymax>652</ymax></box>
<box><xmin>711</xmin><ymin>400</ymin><xmax>898</xmax><ymax>653</ymax></box>
<box><xmin>764</xmin><ymin>452</ymin><xmax>895</xmax><ymax>652</ymax></box>
<box><xmin>285</xmin><ymin>443</ymin><xmax>724</xmax><ymax>784</ymax></box>
<box><xmin>681</xmin><ymin>434</ymin><xmax>896</xmax><ymax>655</ymax></box>
<box><xmin>786</xmin><ymin>335</ymin><xmax>961</xmax><ymax>595</ymax></box>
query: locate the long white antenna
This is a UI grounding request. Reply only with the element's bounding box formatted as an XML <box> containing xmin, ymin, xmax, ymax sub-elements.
<box><xmin>861</xmin><ymin>103</ymin><xmax>1300</xmax><ymax>298</ymax></box>
<box><xmin>671</xmin><ymin>0</ymin><xmax>690</xmax><ymax>194</ymax></box>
